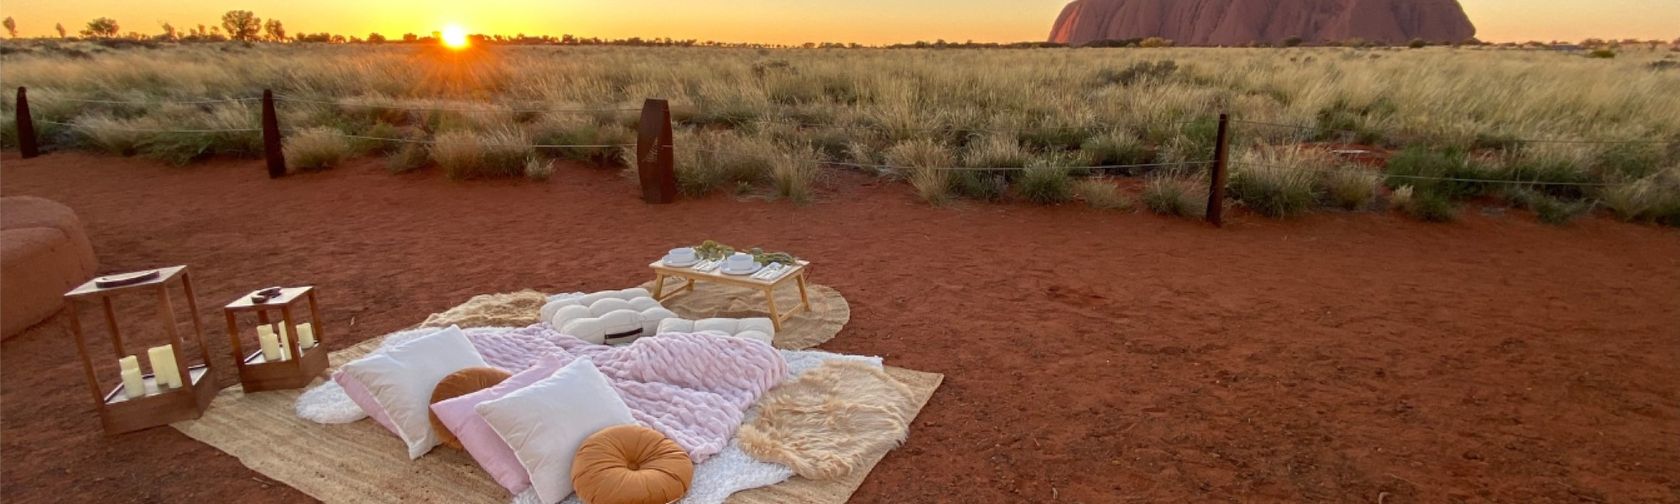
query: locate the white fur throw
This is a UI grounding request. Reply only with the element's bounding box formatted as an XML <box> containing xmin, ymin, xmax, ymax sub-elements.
<box><xmin>541</xmin><ymin>288</ymin><xmax>677</xmax><ymax>344</ymax></box>
<box><xmin>659</xmin><ymin>318</ymin><xmax>776</xmax><ymax>345</ymax></box>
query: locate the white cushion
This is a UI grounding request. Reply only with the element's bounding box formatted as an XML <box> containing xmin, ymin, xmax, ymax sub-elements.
<box><xmin>339</xmin><ymin>325</ymin><xmax>487</xmax><ymax>459</ymax></box>
<box><xmin>657</xmin><ymin>317</ymin><xmax>776</xmax><ymax>345</ymax></box>
<box><xmin>541</xmin><ymin>288</ymin><xmax>676</xmax><ymax>344</ymax></box>
<box><xmin>475</xmin><ymin>358</ymin><xmax>636</xmax><ymax>504</ymax></box>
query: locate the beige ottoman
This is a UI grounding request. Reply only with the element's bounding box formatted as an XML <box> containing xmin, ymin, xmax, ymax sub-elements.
<box><xmin>2</xmin><ymin>196</ymin><xmax>99</xmax><ymax>339</ymax></box>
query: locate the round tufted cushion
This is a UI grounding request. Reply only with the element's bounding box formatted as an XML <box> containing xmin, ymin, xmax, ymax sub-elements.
<box><xmin>428</xmin><ymin>367</ymin><xmax>511</xmax><ymax>449</ymax></box>
<box><xmin>571</xmin><ymin>425</ymin><xmax>693</xmax><ymax>504</ymax></box>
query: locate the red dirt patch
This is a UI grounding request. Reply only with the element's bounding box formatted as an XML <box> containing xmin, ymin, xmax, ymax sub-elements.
<box><xmin>3</xmin><ymin>152</ymin><xmax>1679</xmax><ymax>503</ymax></box>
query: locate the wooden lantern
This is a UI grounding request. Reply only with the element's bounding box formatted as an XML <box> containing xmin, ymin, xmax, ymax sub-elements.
<box><xmin>63</xmin><ymin>265</ymin><xmax>221</xmax><ymax>435</ymax></box>
<box><xmin>224</xmin><ymin>286</ymin><xmax>327</xmax><ymax>392</ymax></box>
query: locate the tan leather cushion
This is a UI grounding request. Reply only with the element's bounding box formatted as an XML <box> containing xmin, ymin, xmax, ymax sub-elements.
<box><xmin>428</xmin><ymin>367</ymin><xmax>511</xmax><ymax>449</ymax></box>
<box><xmin>571</xmin><ymin>425</ymin><xmax>693</xmax><ymax>504</ymax></box>
<box><xmin>1</xmin><ymin>196</ymin><xmax>98</xmax><ymax>339</ymax></box>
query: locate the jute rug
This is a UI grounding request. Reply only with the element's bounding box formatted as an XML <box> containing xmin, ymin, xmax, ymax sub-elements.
<box><xmin>638</xmin><ymin>281</ymin><xmax>849</xmax><ymax>350</ymax></box>
<box><xmin>172</xmin><ymin>335</ymin><xmax>938</xmax><ymax>504</ymax></box>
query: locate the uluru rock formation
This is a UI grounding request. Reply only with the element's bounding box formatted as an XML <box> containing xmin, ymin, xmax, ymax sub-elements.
<box><xmin>1049</xmin><ymin>0</ymin><xmax>1477</xmax><ymax>46</ymax></box>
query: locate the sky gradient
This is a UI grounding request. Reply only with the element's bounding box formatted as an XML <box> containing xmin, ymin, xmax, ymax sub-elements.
<box><xmin>0</xmin><ymin>1</ymin><xmax>1673</xmax><ymax>45</ymax></box>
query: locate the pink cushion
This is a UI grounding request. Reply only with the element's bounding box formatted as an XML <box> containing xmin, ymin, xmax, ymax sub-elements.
<box><xmin>334</xmin><ymin>371</ymin><xmax>401</xmax><ymax>436</ymax></box>
<box><xmin>431</xmin><ymin>353</ymin><xmax>572</xmax><ymax>495</ymax></box>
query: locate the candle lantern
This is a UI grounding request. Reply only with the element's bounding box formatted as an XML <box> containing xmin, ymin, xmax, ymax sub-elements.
<box><xmin>224</xmin><ymin>285</ymin><xmax>327</xmax><ymax>392</ymax></box>
<box><xmin>63</xmin><ymin>266</ymin><xmax>221</xmax><ymax>435</ymax></box>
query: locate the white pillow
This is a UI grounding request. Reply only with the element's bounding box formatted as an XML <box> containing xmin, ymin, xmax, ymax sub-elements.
<box><xmin>339</xmin><ymin>325</ymin><xmax>487</xmax><ymax>459</ymax></box>
<box><xmin>475</xmin><ymin>358</ymin><xmax>635</xmax><ymax>504</ymax></box>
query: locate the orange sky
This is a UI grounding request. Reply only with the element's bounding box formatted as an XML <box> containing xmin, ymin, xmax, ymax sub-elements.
<box><xmin>0</xmin><ymin>1</ymin><xmax>1673</xmax><ymax>44</ymax></box>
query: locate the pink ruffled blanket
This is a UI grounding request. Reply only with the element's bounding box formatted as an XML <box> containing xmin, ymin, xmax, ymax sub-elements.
<box><xmin>467</xmin><ymin>326</ymin><xmax>787</xmax><ymax>462</ymax></box>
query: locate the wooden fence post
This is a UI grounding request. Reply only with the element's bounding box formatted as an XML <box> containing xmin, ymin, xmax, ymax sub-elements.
<box><xmin>261</xmin><ymin>89</ymin><xmax>286</xmax><ymax>178</ymax></box>
<box><xmin>1206</xmin><ymin>113</ymin><xmax>1231</xmax><ymax>227</ymax></box>
<box><xmin>16</xmin><ymin>87</ymin><xmax>39</xmax><ymax>159</ymax></box>
<box><xmin>636</xmin><ymin>98</ymin><xmax>677</xmax><ymax>204</ymax></box>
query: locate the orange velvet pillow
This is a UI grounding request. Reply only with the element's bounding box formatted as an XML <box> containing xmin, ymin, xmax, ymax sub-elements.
<box><xmin>572</xmin><ymin>425</ymin><xmax>693</xmax><ymax>504</ymax></box>
<box><xmin>428</xmin><ymin>366</ymin><xmax>511</xmax><ymax>449</ymax></box>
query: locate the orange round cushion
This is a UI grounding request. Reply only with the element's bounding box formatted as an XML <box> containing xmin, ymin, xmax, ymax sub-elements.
<box><xmin>428</xmin><ymin>367</ymin><xmax>511</xmax><ymax>449</ymax></box>
<box><xmin>571</xmin><ymin>425</ymin><xmax>693</xmax><ymax>504</ymax></box>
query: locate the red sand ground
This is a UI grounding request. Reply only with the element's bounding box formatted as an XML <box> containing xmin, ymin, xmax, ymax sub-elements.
<box><xmin>3</xmin><ymin>152</ymin><xmax>1678</xmax><ymax>503</ymax></box>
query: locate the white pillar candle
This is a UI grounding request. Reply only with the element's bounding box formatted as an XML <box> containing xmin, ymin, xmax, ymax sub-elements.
<box><xmin>277</xmin><ymin>324</ymin><xmax>292</xmax><ymax>361</ymax></box>
<box><xmin>147</xmin><ymin>345</ymin><xmax>181</xmax><ymax>389</ymax></box>
<box><xmin>257</xmin><ymin>325</ymin><xmax>281</xmax><ymax>362</ymax></box>
<box><xmin>118</xmin><ymin>355</ymin><xmax>140</xmax><ymax>373</ymax></box>
<box><xmin>120</xmin><ymin>368</ymin><xmax>146</xmax><ymax>399</ymax></box>
<box><xmin>298</xmin><ymin>323</ymin><xmax>316</xmax><ymax>350</ymax></box>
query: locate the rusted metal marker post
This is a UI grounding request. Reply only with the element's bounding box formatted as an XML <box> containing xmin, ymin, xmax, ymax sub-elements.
<box><xmin>261</xmin><ymin>90</ymin><xmax>286</xmax><ymax>178</ymax></box>
<box><xmin>16</xmin><ymin>87</ymin><xmax>39</xmax><ymax>159</ymax></box>
<box><xmin>1206</xmin><ymin>113</ymin><xmax>1232</xmax><ymax>227</ymax></box>
<box><xmin>636</xmin><ymin>98</ymin><xmax>678</xmax><ymax>204</ymax></box>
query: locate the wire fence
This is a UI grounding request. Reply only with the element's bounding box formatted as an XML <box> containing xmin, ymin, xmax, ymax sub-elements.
<box><xmin>272</xmin><ymin>94</ymin><xmax>641</xmax><ymax>114</ymax></box>
<box><xmin>37</xmin><ymin>119</ymin><xmax>262</xmax><ymax>134</ymax></box>
<box><xmin>1231</xmin><ymin>161</ymin><xmax>1631</xmax><ymax>188</ymax></box>
<box><xmin>690</xmin><ymin>146</ymin><xmax>1213</xmax><ymax>173</ymax></box>
<box><xmin>1230</xmin><ymin>119</ymin><xmax>1677</xmax><ymax>146</ymax></box>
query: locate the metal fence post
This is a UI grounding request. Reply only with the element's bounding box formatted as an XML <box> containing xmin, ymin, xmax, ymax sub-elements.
<box><xmin>16</xmin><ymin>87</ymin><xmax>39</xmax><ymax>159</ymax></box>
<box><xmin>1206</xmin><ymin>113</ymin><xmax>1231</xmax><ymax>226</ymax></box>
<box><xmin>262</xmin><ymin>90</ymin><xmax>286</xmax><ymax>178</ymax></box>
<box><xmin>636</xmin><ymin>98</ymin><xmax>677</xmax><ymax>204</ymax></box>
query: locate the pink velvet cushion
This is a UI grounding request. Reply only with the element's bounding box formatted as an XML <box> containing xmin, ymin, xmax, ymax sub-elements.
<box><xmin>334</xmin><ymin>371</ymin><xmax>402</xmax><ymax>436</ymax></box>
<box><xmin>431</xmin><ymin>353</ymin><xmax>573</xmax><ymax>495</ymax></box>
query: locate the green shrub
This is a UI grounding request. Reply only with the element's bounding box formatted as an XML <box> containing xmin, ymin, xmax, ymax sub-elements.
<box><xmin>1385</xmin><ymin>147</ymin><xmax>1494</xmax><ymax>200</ymax></box>
<box><xmin>1142</xmin><ymin>176</ymin><xmax>1207</xmax><ymax>218</ymax></box>
<box><xmin>1074</xmin><ymin>178</ymin><xmax>1133</xmax><ymax>210</ymax></box>
<box><xmin>951</xmin><ymin>171</ymin><xmax>1007</xmax><ymax>201</ymax></box>
<box><xmin>1016</xmin><ymin>165</ymin><xmax>1074</xmax><ymax>204</ymax></box>
<box><xmin>1593</xmin><ymin>143</ymin><xmax>1664</xmax><ymax>180</ymax></box>
<box><xmin>1390</xmin><ymin>185</ymin><xmax>1456</xmax><ymax>222</ymax></box>
<box><xmin>527</xmin><ymin>114</ymin><xmax>633</xmax><ymax>166</ymax></box>
<box><xmin>352</xmin><ymin>122</ymin><xmax>418</xmax><ymax>156</ymax></box>
<box><xmin>282</xmin><ymin>127</ymin><xmax>352</xmax><ymax>171</ymax></box>
<box><xmin>72</xmin><ymin>114</ymin><xmax>153</xmax><ymax>156</ymax></box>
<box><xmin>1505</xmin><ymin>188</ymin><xmax>1592</xmax><ymax>225</ymax></box>
<box><xmin>1587</xmin><ymin>49</ymin><xmax>1617</xmax><ymax>59</ymax></box>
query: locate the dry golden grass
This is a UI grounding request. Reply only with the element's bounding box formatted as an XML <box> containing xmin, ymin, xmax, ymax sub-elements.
<box><xmin>2</xmin><ymin>42</ymin><xmax>1676</xmax><ymax>222</ymax></box>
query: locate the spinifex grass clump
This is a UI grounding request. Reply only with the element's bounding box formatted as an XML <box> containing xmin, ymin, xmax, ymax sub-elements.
<box><xmin>885</xmin><ymin>139</ymin><xmax>956</xmax><ymax>204</ymax></box>
<box><xmin>282</xmin><ymin>127</ymin><xmax>351</xmax><ymax>171</ymax></box>
<box><xmin>770</xmin><ymin>143</ymin><xmax>822</xmax><ymax>204</ymax></box>
<box><xmin>1016</xmin><ymin>161</ymin><xmax>1075</xmax><ymax>205</ymax></box>
<box><xmin>673</xmin><ymin>131</ymin><xmax>779</xmax><ymax>197</ymax></box>
<box><xmin>1503</xmin><ymin>188</ymin><xmax>1593</xmax><ymax>225</ymax></box>
<box><xmin>1229</xmin><ymin>147</ymin><xmax>1326</xmax><ymax>218</ymax></box>
<box><xmin>526</xmin><ymin>113</ymin><xmax>634</xmax><ymax>166</ymax></box>
<box><xmin>1142</xmin><ymin>174</ymin><xmax>1208</xmax><ymax>218</ymax></box>
<box><xmin>1319</xmin><ymin>166</ymin><xmax>1381</xmax><ymax>210</ymax></box>
<box><xmin>430</xmin><ymin>129</ymin><xmax>534</xmax><ymax>179</ymax></box>
<box><xmin>1080</xmin><ymin>129</ymin><xmax>1151</xmax><ymax>170</ymax></box>
<box><xmin>1073</xmin><ymin>178</ymin><xmax>1134</xmax><ymax>210</ymax></box>
<box><xmin>1389</xmin><ymin>185</ymin><xmax>1456</xmax><ymax>222</ymax></box>
<box><xmin>1384</xmin><ymin>147</ymin><xmax>1496</xmax><ymax>200</ymax></box>
<box><xmin>1598</xmin><ymin>169</ymin><xmax>1680</xmax><ymax>226</ymax></box>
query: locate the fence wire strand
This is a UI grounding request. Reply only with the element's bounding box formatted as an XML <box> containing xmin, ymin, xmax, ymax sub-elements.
<box><xmin>691</xmin><ymin>147</ymin><xmax>1213</xmax><ymax>172</ymax></box>
<box><xmin>305</xmin><ymin>130</ymin><xmax>634</xmax><ymax>149</ymax></box>
<box><xmin>737</xmin><ymin>117</ymin><xmax>1202</xmax><ymax>135</ymax></box>
<box><xmin>1230</xmin><ymin>161</ymin><xmax>1629</xmax><ymax>188</ymax></box>
<box><xmin>30</xmin><ymin>95</ymin><xmax>262</xmax><ymax>106</ymax></box>
<box><xmin>1230</xmin><ymin>119</ymin><xmax>1675</xmax><ymax>146</ymax></box>
<box><xmin>38</xmin><ymin>119</ymin><xmax>260</xmax><ymax>134</ymax></box>
<box><xmin>273</xmin><ymin>94</ymin><xmax>640</xmax><ymax>114</ymax></box>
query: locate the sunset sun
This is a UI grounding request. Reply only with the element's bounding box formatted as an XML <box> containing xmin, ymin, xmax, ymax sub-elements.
<box><xmin>440</xmin><ymin>25</ymin><xmax>469</xmax><ymax>49</ymax></box>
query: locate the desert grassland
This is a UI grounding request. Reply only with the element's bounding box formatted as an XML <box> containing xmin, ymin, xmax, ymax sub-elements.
<box><xmin>2</xmin><ymin>42</ymin><xmax>1678</xmax><ymax>224</ymax></box>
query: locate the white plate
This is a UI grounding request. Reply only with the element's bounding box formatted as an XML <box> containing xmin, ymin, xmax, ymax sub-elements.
<box><xmin>662</xmin><ymin>256</ymin><xmax>700</xmax><ymax>268</ymax></box>
<box><xmin>720</xmin><ymin>263</ymin><xmax>763</xmax><ymax>276</ymax></box>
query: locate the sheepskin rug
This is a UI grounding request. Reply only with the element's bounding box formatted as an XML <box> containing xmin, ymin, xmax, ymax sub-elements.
<box><xmin>737</xmin><ymin>360</ymin><xmax>916</xmax><ymax>480</ymax></box>
<box><xmin>421</xmin><ymin>290</ymin><xmax>549</xmax><ymax>329</ymax></box>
